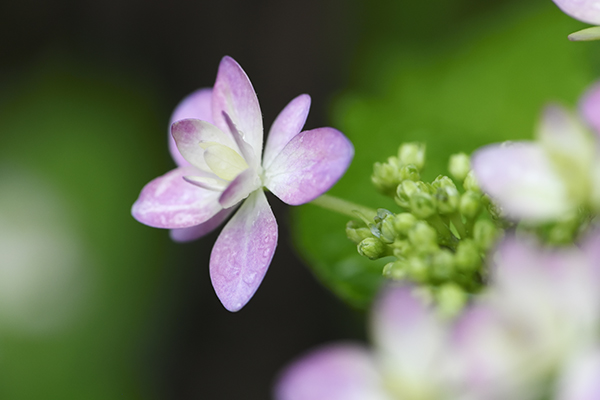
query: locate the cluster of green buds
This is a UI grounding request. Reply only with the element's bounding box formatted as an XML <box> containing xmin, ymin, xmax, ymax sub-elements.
<box><xmin>347</xmin><ymin>143</ymin><xmax>502</xmax><ymax>315</ymax></box>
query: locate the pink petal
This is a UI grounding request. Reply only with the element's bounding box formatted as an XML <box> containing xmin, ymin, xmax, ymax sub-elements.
<box><xmin>580</xmin><ymin>81</ymin><xmax>600</xmax><ymax>136</ymax></box>
<box><xmin>210</xmin><ymin>190</ymin><xmax>277</xmax><ymax>312</ymax></box>
<box><xmin>471</xmin><ymin>142</ymin><xmax>571</xmax><ymax>221</ymax></box>
<box><xmin>552</xmin><ymin>0</ymin><xmax>600</xmax><ymax>25</ymax></box>
<box><xmin>212</xmin><ymin>56</ymin><xmax>263</xmax><ymax>161</ymax></box>
<box><xmin>171</xmin><ymin>118</ymin><xmax>239</xmax><ymax>171</ymax></box>
<box><xmin>218</xmin><ymin>168</ymin><xmax>262</xmax><ymax>209</ymax></box>
<box><xmin>274</xmin><ymin>343</ymin><xmax>392</xmax><ymax>400</ymax></box>
<box><xmin>264</xmin><ymin>127</ymin><xmax>354</xmax><ymax>206</ymax></box>
<box><xmin>131</xmin><ymin>166</ymin><xmax>222</xmax><ymax>229</ymax></box>
<box><xmin>263</xmin><ymin>94</ymin><xmax>311</xmax><ymax>169</ymax></box>
<box><xmin>169</xmin><ymin>88</ymin><xmax>214</xmax><ymax>167</ymax></box>
<box><xmin>169</xmin><ymin>207</ymin><xmax>235</xmax><ymax>243</ymax></box>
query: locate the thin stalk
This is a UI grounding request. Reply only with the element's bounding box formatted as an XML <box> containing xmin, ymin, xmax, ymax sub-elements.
<box><xmin>309</xmin><ymin>194</ymin><xmax>378</xmax><ymax>220</ymax></box>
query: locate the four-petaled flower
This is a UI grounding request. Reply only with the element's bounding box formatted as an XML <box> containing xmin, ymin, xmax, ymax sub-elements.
<box><xmin>132</xmin><ymin>56</ymin><xmax>354</xmax><ymax>311</ymax></box>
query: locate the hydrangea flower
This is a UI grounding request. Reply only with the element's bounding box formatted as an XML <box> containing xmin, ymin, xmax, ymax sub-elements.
<box><xmin>275</xmin><ymin>233</ymin><xmax>600</xmax><ymax>399</ymax></box>
<box><xmin>471</xmin><ymin>81</ymin><xmax>600</xmax><ymax>222</ymax></box>
<box><xmin>132</xmin><ymin>56</ymin><xmax>353</xmax><ymax>311</ymax></box>
<box><xmin>552</xmin><ymin>0</ymin><xmax>600</xmax><ymax>41</ymax></box>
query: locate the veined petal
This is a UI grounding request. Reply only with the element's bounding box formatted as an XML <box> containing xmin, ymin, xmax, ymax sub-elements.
<box><xmin>264</xmin><ymin>127</ymin><xmax>354</xmax><ymax>205</ymax></box>
<box><xmin>274</xmin><ymin>343</ymin><xmax>393</xmax><ymax>400</ymax></box>
<box><xmin>131</xmin><ymin>166</ymin><xmax>222</xmax><ymax>229</ymax></box>
<box><xmin>169</xmin><ymin>88</ymin><xmax>213</xmax><ymax>167</ymax></box>
<box><xmin>263</xmin><ymin>94</ymin><xmax>311</xmax><ymax>169</ymax></box>
<box><xmin>471</xmin><ymin>142</ymin><xmax>571</xmax><ymax>221</ymax></box>
<box><xmin>171</xmin><ymin>118</ymin><xmax>239</xmax><ymax>172</ymax></box>
<box><xmin>210</xmin><ymin>190</ymin><xmax>277</xmax><ymax>312</ymax></box>
<box><xmin>219</xmin><ymin>168</ymin><xmax>261</xmax><ymax>209</ymax></box>
<box><xmin>552</xmin><ymin>0</ymin><xmax>600</xmax><ymax>25</ymax></box>
<box><xmin>169</xmin><ymin>207</ymin><xmax>235</xmax><ymax>243</ymax></box>
<box><xmin>212</xmin><ymin>56</ymin><xmax>263</xmax><ymax>161</ymax></box>
<box><xmin>222</xmin><ymin>111</ymin><xmax>259</xmax><ymax>169</ymax></box>
<box><xmin>580</xmin><ymin>80</ymin><xmax>600</xmax><ymax>135</ymax></box>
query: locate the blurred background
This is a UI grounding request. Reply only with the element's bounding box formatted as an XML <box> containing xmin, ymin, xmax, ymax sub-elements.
<box><xmin>0</xmin><ymin>0</ymin><xmax>597</xmax><ymax>399</ymax></box>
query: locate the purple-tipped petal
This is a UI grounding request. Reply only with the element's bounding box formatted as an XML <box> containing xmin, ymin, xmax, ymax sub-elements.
<box><xmin>219</xmin><ymin>168</ymin><xmax>261</xmax><ymax>209</ymax></box>
<box><xmin>169</xmin><ymin>207</ymin><xmax>235</xmax><ymax>242</ymax></box>
<box><xmin>263</xmin><ymin>94</ymin><xmax>311</xmax><ymax>169</ymax></box>
<box><xmin>210</xmin><ymin>190</ymin><xmax>277</xmax><ymax>312</ymax></box>
<box><xmin>131</xmin><ymin>166</ymin><xmax>222</xmax><ymax>229</ymax></box>
<box><xmin>274</xmin><ymin>343</ymin><xmax>392</xmax><ymax>400</ymax></box>
<box><xmin>212</xmin><ymin>56</ymin><xmax>263</xmax><ymax>160</ymax></box>
<box><xmin>552</xmin><ymin>0</ymin><xmax>600</xmax><ymax>25</ymax></box>
<box><xmin>169</xmin><ymin>88</ymin><xmax>213</xmax><ymax>167</ymax></box>
<box><xmin>264</xmin><ymin>127</ymin><xmax>354</xmax><ymax>206</ymax></box>
<box><xmin>171</xmin><ymin>118</ymin><xmax>239</xmax><ymax>171</ymax></box>
<box><xmin>557</xmin><ymin>350</ymin><xmax>600</xmax><ymax>400</ymax></box>
<box><xmin>580</xmin><ymin>81</ymin><xmax>600</xmax><ymax>135</ymax></box>
<box><xmin>471</xmin><ymin>142</ymin><xmax>571</xmax><ymax>221</ymax></box>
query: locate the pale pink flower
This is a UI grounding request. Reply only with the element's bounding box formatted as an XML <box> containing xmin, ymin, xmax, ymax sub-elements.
<box><xmin>132</xmin><ymin>56</ymin><xmax>353</xmax><ymax>311</ymax></box>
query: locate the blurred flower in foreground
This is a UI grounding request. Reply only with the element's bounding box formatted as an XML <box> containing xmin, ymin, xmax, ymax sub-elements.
<box><xmin>0</xmin><ymin>166</ymin><xmax>90</xmax><ymax>334</ymax></box>
<box><xmin>472</xmin><ymin>81</ymin><xmax>600</xmax><ymax>222</ymax></box>
<box><xmin>275</xmin><ymin>233</ymin><xmax>600</xmax><ymax>399</ymax></box>
<box><xmin>132</xmin><ymin>56</ymin><xmax>353</xmax><ymax>311</ymax></box>
<box><xmin>552</xmin><ymin>0</ymin><xmax>600</xmax><ymax>41</ymax></box>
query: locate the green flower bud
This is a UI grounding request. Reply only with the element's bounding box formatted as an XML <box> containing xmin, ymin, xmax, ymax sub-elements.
<box><xmin>459</xmin><ymin>190</ymin><xmax>483</xmax><ymax>220</ymax></box>
<box><xmin>432</xmin><ymin>176</ymin><xmax>460</xmax><ymax>215</ymax></box>
<box><xmin>379</xmin><ymin>213</ymin><xmax>397</xmax><ymax>244</ymax></box>
<box><xmin>392</xmin><ymin>239</ymin><xmax>411</xmax><ymax>258</ymax></box>
<box><xmin>372</xmin><ymin>159</ymin><xmax>401</xmax><ymax>195</ymax></box>
<box><xmin>395</xmin><ymin>180</ymin><xmax>419</xmax><ymax>208</ymax></box>
<box><xmin>407</xmin><ymin>256</ymin><xmax>429</xmax><ymax>283</ymax></box>
<box><xmin>408</xmin><ymin>221</ymin><xmax>438</xmax><ymax>251</ymax></box>
<box><xmin>398</xmin><ymin>142</ymin><xmax>426</xmax><ymax>170</ymax></box>
<box><xmin>416</xmin><ymin>181</ymin><xmax>434</xmax><ymax>195</ymax></box>
<box><xmin>487</xmin><ymin>201</ymin><xmax>504</xmax><ymax>221</ymax></box>
<box><xmin>399</xmin><ymin>164</ymin><xmax>420</xmax><ymax>181</ymax></box>
<box><xmin>455</xmin><ymin>239</ymin><xmax>480</xmax><ymax>273</ymax></box>
<box><xmin>430</xmin><ymin>249</ymin><xmax>455</xmax><ymax>282</ymax></box>
<box><xmin>346</xmin><ymin>220</ymin><xmax>374</xmax><ymax>244</ymax></box>
<box><xmin>448</xmin><ymin>153</ymin><xmax>471</xmax><ymax>183</ymax></box>
<box><xmin>358</xmin><ymin>238</ymin><xmax>389</xmax><ymax>260</ymax></box>
<box><xmin>393</xmin><ymin>213</ymin><xmax>418</xmax><ymax>236</ymax></box>
<box><xmin>383</xmin><ymin>260</ymin><xmax>408</xmax><ymax>280</ymax></box>
<box><xmin>410</xmin><ymin>192</ymin><xmax>437</xmax><ymax>219</ymax></box>
<box><xmin>473</xmin><ymin>219</ymin><xmax>498</xmax><ymax>251</ymax></box>
<box><xmin>463</xmin><ymin>170</ymin><xmax>480</xmax><ymax>192</ymax></box>
<box><xmin>436</xmin><ymin>283</ymin><xmax>468</xmax><ymax>318</ymax></box>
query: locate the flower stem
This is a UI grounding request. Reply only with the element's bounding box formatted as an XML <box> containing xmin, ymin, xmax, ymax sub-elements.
<box><xmin>309</xmin><ymin>194</ymin><xmax>378</xmax><ymax>220</ymax></box>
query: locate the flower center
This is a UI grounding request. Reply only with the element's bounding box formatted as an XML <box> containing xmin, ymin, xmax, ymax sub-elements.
<box><xmin>201</xmin><ymin>142</ymin><xmax>249</xmax><ymax>181</ymax></box>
